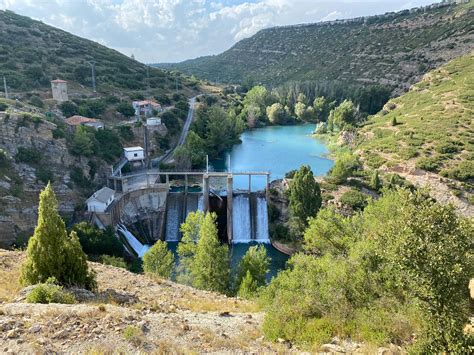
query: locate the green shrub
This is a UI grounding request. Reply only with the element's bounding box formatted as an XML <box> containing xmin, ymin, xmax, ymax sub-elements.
<box><xmin>0</xmin><ymin>149</ymin><xmax>10</xmax><ymax>169</ymax></box>
<box><xmin>36</xmin><ymin>166</ymin><xmax>54</xmax><ymax>184</ymax></box>
<box><xmin>339</xmin><ymin>190</ymin><xmax>369</xmax><ymax>211</ymax></box>
<box><xmin>29</xmin><ymin>95</ymin><xmax>44</xmax><ymax>108</ymax></box>
<box><xmin>0</xmin><ymin>102</ymin><xmax>8</xmax><ymax>111</ymax></box>
<box><xmin>416</xmin><ymin>157</ymin><xmax>441</xmax><ymax>172</ymax></box>
<box><xmin>435</xmin><ymin>141</ymin><xmax>461</xmax><ymax>154</ymax></box>
<box><xmin>123</xmin><ymin>325</ymin><xmax>143</xmax><ymax>345</ymax></box>
<box><xmin>26</xmin><ymin>280</ymin><xmax>76</xmax><ymax>304</ymax></box>
<box><xmin>16</xmin><ymin>147</ymin><xmax>41</xmax><ymax>164</ymax></box>
<box><xmin>329</xmin><ymin>153</ymin><xmax>360</xmax><ymax>184</ymax></box>
<box><xmin>440</xmin><ymin>161</ymin><xmax>473</xmax><ymax>181</ymax></box>
<box><xmin>72</xmin><ymin>223</ymin><xmax>123</xmax><ymax>257</ymax></box>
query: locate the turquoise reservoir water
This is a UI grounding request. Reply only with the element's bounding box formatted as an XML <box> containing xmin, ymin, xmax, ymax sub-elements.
<box><xmin>212</xmin><ymin>124</ymin><xmax>334</xmax><ymax>191</ymax></box>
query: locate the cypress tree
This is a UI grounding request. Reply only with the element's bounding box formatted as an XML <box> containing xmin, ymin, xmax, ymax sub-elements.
<box><xmin>191</xmin><ymin>213</ymin><xmax>230</xmax><ymax>294</ymax></box>
<box><xmin>20</xmin><ymin>183</ymin><xmax>96</xmax><ymax>290</ymax></box>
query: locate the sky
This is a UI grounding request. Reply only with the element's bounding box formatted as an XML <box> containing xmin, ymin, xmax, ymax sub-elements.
<box><xmin>0</xmin><ymin>0</ymin><xmax>440</xmax><ymax>63</ymax></box>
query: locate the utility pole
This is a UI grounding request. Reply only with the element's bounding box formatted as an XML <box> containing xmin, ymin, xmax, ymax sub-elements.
<box><xmin>88</xmin><ymin>60</ymin><xmax>97</xmax><ymax>93</ymax></box>
<box><xmin>3</xmin><ymin>76</ymin><xmax>8</xmax><ymax>99</ymax></box>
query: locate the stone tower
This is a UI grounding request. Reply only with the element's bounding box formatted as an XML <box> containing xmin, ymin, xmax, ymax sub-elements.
<box><xmin>51</xmin><ymin>79</ymin><xmax>68</xmax><ymax>102</ymax></box>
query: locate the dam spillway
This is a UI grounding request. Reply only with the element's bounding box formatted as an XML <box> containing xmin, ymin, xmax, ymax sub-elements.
<box><xmin>232</xmin><ymin>193</ymin><xmax>270</xmax><ymax>244</ymax></box>
<box><xmin>165</xmin><ymin>193</ymin><xmax>204</xmax><ymax>242</ymax></box>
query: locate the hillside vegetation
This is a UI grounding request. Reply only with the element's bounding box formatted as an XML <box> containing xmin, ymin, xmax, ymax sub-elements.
<box><xmin>0</xmin><ymin>10</ymin><xmax>198</xmax><ymax>97</ymax></box>
<box><xmin>159</xmin><ymin>2</ymin><xmax>473</xmax><ymax>94</ymax></box>
<box><xmin>357</xmin><ymin>52</ymin><xmax>473</xmax><ymax>195</ymax></box>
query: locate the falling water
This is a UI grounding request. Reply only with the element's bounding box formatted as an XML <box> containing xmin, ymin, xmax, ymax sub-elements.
<box><xmin>117</xmin><ymin>224</ymin><xmax>150</xmax><ymax>258</ymax></box>
<box><xmin>255</xmin><ymin>196</ymin><xmax>270</xmax><ymax>243</ymax></box>
<box><xmin>165</xmin><ymin>194</ymin><xmax>182</xmax><ymax>242</ymax></box>
<box><xmin>232</xmin><ymin>194</ymin><xmax>252</xmax><ymax>243</ymax></box>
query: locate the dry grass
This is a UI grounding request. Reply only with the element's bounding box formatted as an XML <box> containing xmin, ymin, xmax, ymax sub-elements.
<box><xmin>176</xmin><ymin>295</ymin><xmax>260</xmax><ymax>314</ymax></box>
<box><xmin>0</xmin><ymin>250</ymin><xmax>22</xmax><ymax>302</ymax></box>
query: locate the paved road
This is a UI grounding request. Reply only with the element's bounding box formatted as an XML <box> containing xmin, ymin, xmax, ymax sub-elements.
<box><xmin>155</xmin><ymin>96</ymin><xmax>198</xmax><ymax>165</ymax></box>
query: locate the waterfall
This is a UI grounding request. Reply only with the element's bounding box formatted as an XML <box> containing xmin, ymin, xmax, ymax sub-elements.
<box><xmin>185</xmin><ymin>194</ymin><xmax>199</xmax><ymax>217</ymax></box>
<box><xmin>165</xmin><ymin>194</ymin><xmax>183</xmax><ymax>242</ymax></box>
<box><xmin>255</xmin><ymin>196</ymin><xmax>270</xmax><ymax>243</ymax></box>
<box><xmin>117</xmin><ymin>224</ymin><xmax>150</xmax><ymax>258</ymax></box>
<box><xmin>197</xmin><ymin>194</ymin><xmax>204</xmax><ymax>211</ymax></box>
<box><xmin>232</xmin><ymin>194</ymin><xmax>252</xmax><ymax>243</ymax></box>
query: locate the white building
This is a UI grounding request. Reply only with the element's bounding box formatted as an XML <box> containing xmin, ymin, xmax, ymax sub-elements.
<box><xmin>86</xmin><ymin>187</ymin><xmax>115</xmax><ymax>213</ymax></box>
<box><xmin>146</xmin><ymin>117</ymin><xmax>162</xmax><ymax>126</ymax></box>
<box><xmin>132</xmin><ymin>100</ymin><xmax>162</xmax><ymax>117</ymax></box>
<box><xmin>124</xmin><ymin>147</ymin><xmax>145</xmax><ymax>161</ymax></box>
<box><xmin>51</xmin><ymin>79</ymin><xmax>68</xmax><ymax>102</ymax></box>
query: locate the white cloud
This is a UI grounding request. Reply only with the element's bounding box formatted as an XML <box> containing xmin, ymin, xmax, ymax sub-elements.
<box><xmin>0</xmin><ymin>0</ymin><xmax>440</xmax><ymax>63</ymax></box>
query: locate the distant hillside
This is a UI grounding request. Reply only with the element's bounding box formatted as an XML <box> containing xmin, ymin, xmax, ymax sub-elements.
<box><xmin>157</xmin><ymin>1</ymin><xmax>474</xmax><ymax>94</ymax></box>
<box><xmin>0</xmin><ymin>10</ymin><xmax>199</xmax><ymax>97</ymax></box>
<box><xmin>357</xmin><ymin>51</ymin><xmax>473</xmax><ymax>215</ymax></box>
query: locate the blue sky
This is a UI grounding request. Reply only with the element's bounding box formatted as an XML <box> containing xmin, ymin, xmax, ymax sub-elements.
<box><xmin>0</xmin><ymin>0</ymin><xmax>440</xmax><ymax>63</ymax></box>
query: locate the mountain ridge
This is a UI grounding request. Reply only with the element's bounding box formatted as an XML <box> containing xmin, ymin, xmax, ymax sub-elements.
<box><xmin>156</xmin><ymin>1</ymin><xmax>474</xmax><ymax>94</ymax></box>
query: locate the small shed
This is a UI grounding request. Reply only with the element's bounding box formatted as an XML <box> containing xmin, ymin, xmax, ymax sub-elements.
<box><xmin>51</xmin><ymin>79</ymin><xmax>68</xmax><ymax>102</ymax></box>
<box><xmin>146</xmin><ymin>117</ymin><xmax>161</xmax><ymax>126</ymax></box>
<box><xmin>124</xmin><ymin>147</ymin><xmax>144</xmax><ymax>161</ymax></box>
<box><xmin>86</xmin><ymin>187</ymin><xmax>115</xmax><ymax>213</ymax></box>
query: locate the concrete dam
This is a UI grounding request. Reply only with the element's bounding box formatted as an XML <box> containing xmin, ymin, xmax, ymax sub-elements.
<box><xmin>164</xmin><ymin>192</ymin><xmax>270</xmax><ymax>244</ymax></box>
<box><xmin>91</xmin><ymin>170</ymin><xmax>271</xmax><ymax>258</ymax></box>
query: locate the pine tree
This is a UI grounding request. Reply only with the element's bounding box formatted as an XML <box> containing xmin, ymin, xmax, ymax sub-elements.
<box><xmin>177</xmin><ymin>211</ymin><xmax>204</xmax><ymax>285</ymax></box>
<box><xmin>143</xmin><ymin>240</ymin><xmax>174</xmax><ymax>279</ymax></box>
<box><xmin>235</xmin><ymin>245</ymin><xmax>269</xmax><ymax>293</ymax></box>
<box><xmin>288</xmin><ymin>165</ymin><xmax>322</xmax><ymax>238</ymax></box>
<box><xmin>191</xmin><ymin>213</ymin><xmax>230</xmax><ymax>293</ymax></box>
<box><xmin>20</xmin><ymin>183</ymin><xmax>96</xmax><ymax>290</ymax></box>
<box><xmin>238</xmin><ymin>270</ymin><xmax>258</xmax><ymax>299</ymax></box>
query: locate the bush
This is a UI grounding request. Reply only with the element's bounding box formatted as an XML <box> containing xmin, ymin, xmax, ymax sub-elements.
<box><xmin>26</xmin><ymin>279</ymin><xmax>75</xmax><ymax>304</ymax></box>
<box><xmin>329</xmin><ymin>153</ymin><xmax>360</xmax><ymax>184</ymax></box>
<box><xmin>16</xmin><ymin>147</ymin><xmax>42</xmax><ymax>164</ymax></box>
<box><xmin>59</xmin><ymin>101</ymin><xmax>78</xmax><ymax>117</ymax></box>
<box><xmin>0</xmin><ymin>102</ymin><xmax>8</xmax><ymax>111</ymax></box>
<box><xmin>116</xmin><ymin>102</ymin><xmax>135</xmax><ymax>117</ymax></box>
<box><xmin>339</xmin><ymin>190</ymin><xmax>369</xmax><ymax>211</ymax></box>
<box><xmin>29</xmin><ymin>95</ymin><xmax>44</xmax><ymax>108</ymax></box>
<box><xmin>416</xmin><ymin>157</ymin><xmax>441</xmax><ymax>172</ymax></box>
<box><xmin>72</xmin><ymin>223</ymin><xmax>123</xmax><ymax>257</ymax></box>
<box><xmin>36</xmin><ymin>166</ymin><xmax>54</xmax><ymax>184</ymax></box>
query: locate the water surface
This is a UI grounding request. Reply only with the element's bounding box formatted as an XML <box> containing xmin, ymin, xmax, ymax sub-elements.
<box><xmin>212</xmin><ymin>124</ymin><xmax>333</xmax><ymax>190</ymax></box>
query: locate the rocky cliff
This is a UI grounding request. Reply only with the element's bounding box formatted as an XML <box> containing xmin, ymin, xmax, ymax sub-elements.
<box><xmin>0</xmin><ymin>109</ymin><xmax>108</xmax><ymax>248</ymax></box>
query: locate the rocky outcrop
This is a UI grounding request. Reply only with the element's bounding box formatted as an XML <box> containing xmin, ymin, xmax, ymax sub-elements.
<box><xmin>0</xmin><ymin>112</ymin><xmax>106</xmax><ymax>248</ymax></box>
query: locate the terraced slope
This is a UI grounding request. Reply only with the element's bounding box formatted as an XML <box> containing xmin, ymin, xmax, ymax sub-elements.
<box><xmin>159</xmin><ymin>2</ymin><xmax>473</xmax><ymax>93</ymax></box>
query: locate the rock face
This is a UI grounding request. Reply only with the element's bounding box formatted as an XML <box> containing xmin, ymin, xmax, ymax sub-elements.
<box><xmin>0</xmin><ymin>112</ymin><xmax>107</xmax><ymax>248</ymax></box>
